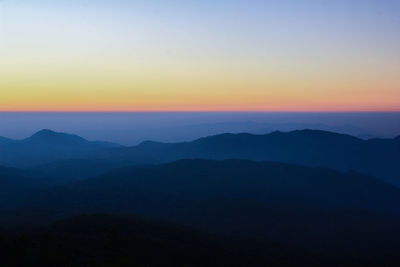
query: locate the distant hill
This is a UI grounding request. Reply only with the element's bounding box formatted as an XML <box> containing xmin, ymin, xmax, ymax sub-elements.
<box><xmin>26</xmin><ymin>129</ymin><xmax>89</xmax><ymax>145</ymax></box>
<box><xmin>108</xmin><ymin>121</ymin><xmax>375</xmax><ymax>144</ymax></box>
<box><xmin>0</xmin><ymin>129</ymin><xmax>121</xmax><ymax>167</ymax></box>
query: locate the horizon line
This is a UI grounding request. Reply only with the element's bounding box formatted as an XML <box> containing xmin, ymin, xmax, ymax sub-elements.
<box><xmin>1</xmin><ymin>110</ymin><xmax>400</xmax><ymax>113</ymax></box>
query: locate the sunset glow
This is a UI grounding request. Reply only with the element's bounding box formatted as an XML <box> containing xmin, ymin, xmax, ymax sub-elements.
<box><xmin>1</xmin><ymin>0</ymin><xmax>399</xmax><ymax>112</ymax></box>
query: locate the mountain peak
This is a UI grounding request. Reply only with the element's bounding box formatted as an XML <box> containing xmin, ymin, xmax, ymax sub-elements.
<box><xmin>33</xmin><ymin>129</ymin><xmax>58</xmax><ymax>136</ymax></box>
<box><xmin>27</xmin><ymin>129</ymin><xmax>88</xmax><ymax>144</ymax></box>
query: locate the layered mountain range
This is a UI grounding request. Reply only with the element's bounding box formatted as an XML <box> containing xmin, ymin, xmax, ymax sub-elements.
<box><xmin>1</xmin><ymin>129</ymin><xmax>399</xmax><ymax>185</ymax></box>
<box><xmin>1</xmin><ymin>129</ymin><xmax>400</xmax><ymax>265</ymax></box>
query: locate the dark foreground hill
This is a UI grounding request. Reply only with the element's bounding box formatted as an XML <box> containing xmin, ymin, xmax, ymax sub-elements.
<box><xmin>0</xmin><ymin>166</ymin><xmax>49</xmax><ymax>209</ymax></box>
<box><xmin>29</xmin><ymin>159</ymin><xmax>400</xmax><ymax>214</ymax></box>
<box><xmin>0</xmin><ymin>214</ymin><xmax>338</xmax><ymax>267</ymax></box>
<box><xmin>3</xmin><ymin>159</ymin><xmax>400</xmax><ymax>262</ymax></box>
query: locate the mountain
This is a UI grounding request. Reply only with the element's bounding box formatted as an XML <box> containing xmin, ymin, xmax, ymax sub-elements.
<box><xmin>2</xmin><ymin>129</ymin><xmax>400</xmax><ymax>264</ymax></box>
<box><xmin>0</xmin><ymin>214</ymin><xmax>335</xmax><ymax>267</ymax></box>
<box><xmin>2</xmin><ymin>159</ymin><xmax>400</xmax><ymax>261</ymax></box>
<box><xmin>0</xmin><ymin>166</ymin><xmax>49</xmax><ymax>209</ymax></box>
<box><xmin>107</xmin><ymin>130</ymin><xmax>400</xmax><ymax>185</ymax></box>
<box><xmin>23</xmin><ymin>129</ymin><xmax>121</xmax><ymax>147</ymax></box>
<box><xmin>25</xmin><ymin>159</ymin><xmax>400</xmax><ymax>215</ymax></box>
<box><xmin>0</xmin><ymin>129</ymin><xmax>122</xmax><ymax>167</ymax></box>
<box><xmin>28</xmin><ymin>159</ymin><xmax>127</xmax><ymax>181</ymax></box>
<box><xmin>2</xmin><ymin>159</ymin><xmax>400</xmax><ymax>262</ymax></box>
<box><xmin>1</xmin><ymin>129</ymin><xmax>399</xmax><ymax>185</ymax></box>
<box><xmin>26</xmin><ymin>129</ymin><xmax>89</xmax><ymax>145</ymax></box>
<box><xmin>112</xmin><ymin>121</ymin><xmax>375</xmax><ymax>145</ymax></box>
<box><xmin>174</xmin><ymin>121</ymin><xmax>376</xmax><ymax>141</ymax></box>
<box><xmin>25</xmin><ymin>129</ymin><xmax>120</xmax><ymax>147</ymax></box>
<box><xmin>0</xmin><ymin>136</ymin><xmax>15</xmax><ymax>145</ymax></box>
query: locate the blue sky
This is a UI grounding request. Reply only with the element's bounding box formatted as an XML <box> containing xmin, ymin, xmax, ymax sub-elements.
<box><xmin>0</xmin><ymin>0</ymin><xmax>399</xmax><ymax>111</ymax></box>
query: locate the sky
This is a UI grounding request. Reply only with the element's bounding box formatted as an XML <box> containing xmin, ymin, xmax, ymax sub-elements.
<box><xmin>0</xmin><ymin>0</ymin><xmax>399</xmax><ymax>111</ymax></box>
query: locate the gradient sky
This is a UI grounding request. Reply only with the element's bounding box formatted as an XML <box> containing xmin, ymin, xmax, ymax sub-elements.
<box><xmin>0</xmin><ymin>0</ymin><xmax>399</xmax><ymax>111</ymax></box>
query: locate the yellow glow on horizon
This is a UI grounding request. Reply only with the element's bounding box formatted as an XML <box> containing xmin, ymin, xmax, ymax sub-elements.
<box><xmin>1</xmin><ymin>61</ymin><xmax>399</xmax><ymax>112</ymax></box>
<box><xmin>1</xmin><ymin>1</ymin><xmax>399</xmax><ymax>112</ymax></box>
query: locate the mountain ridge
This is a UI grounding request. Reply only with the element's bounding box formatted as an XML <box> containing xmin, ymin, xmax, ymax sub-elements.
<box><xmin>24</xmin><ymin>129</ymin><xmax>88</xmax><ymax>144</ymax></box>
<box><xmin>115</xmin><ymin>129</ymin><xmax>400</xmax><ymax>185</ymax></box>
<box><xmin>4</xmin><ymin>158</ymin><xmax>400</xmax><ymax>260</ymax></box>
<box><xmin>1</xmin><ymin>129</ymin><xmax>121</xmax><ymax>147</ymax></box>
<box><xmin>1</xmin><ymin>129</ymin><xmax>399</xmax><ymax>185</ymax></box>
<box><xmin>0</xmin><ymin>129</ymin><xmax>122</xmax><ymax>167</ymax></box>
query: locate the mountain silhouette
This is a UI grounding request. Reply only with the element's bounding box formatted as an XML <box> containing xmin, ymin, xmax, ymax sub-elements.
<box><xmin>26</xmin><ymin>159</ymin><xmax>400</xmax><ymax>215</ymax></box>
<box><xmin>0</xmin><ymin>136</ymin><xmax>15</xmax><ymax>145</ymax></box>
<box><xmin>0</xmin><ymin>129</ymin><xmax>121</xmax><ymax>167</ymax></box>
<box><xmin>0</xmin><ymin>213</ymin><xmax>336</xmax><ymax>267</ymax></box>
<box><xmin>0</xmin><ymin>166</ymin><xmax>47</xmax><ymax>209</ymax></box>
<box><xmin>4</xmin><ymin>159</ymin><xmax>400</xmax><ymax>260</ymax></box>
<box><xmin>1</xmin><ymin>129</ymin><xmax>399</xmax><ymax>185</ymax></box>
<box><xmin>109</xmin><ymin>130</ymin><xmax>400</xmax><ymax>185</ymax></box>
<box><xmin>29</xmin><ymin>159</ymin><xmax>126</xmax><ymax>181</ymax></box>
<box><xmin>24</xmin><ymin>129</ymin><xmax>120</xmax><ymax>147</ymax></box>
<box><xmin>25</xmin><ymin>129</ymin><xmax>89</xmax><ymax>145</ymax></box>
